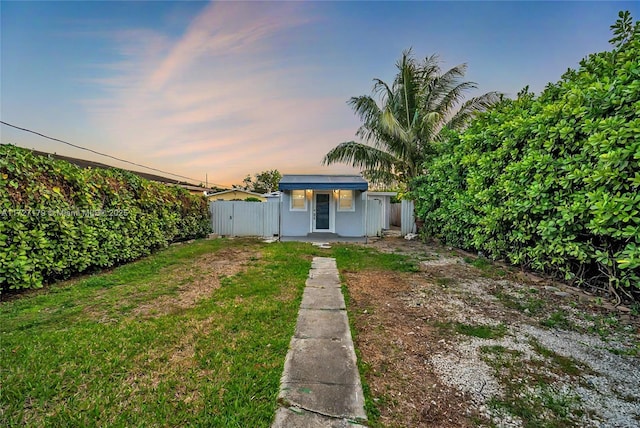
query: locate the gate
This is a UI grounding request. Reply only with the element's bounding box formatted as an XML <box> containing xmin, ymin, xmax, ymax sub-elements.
<box><xmin>210</xmin><ymin>201</ymin><xmax>280</xmax><ymax>237</ymax></box>
<box><xmin>366</xmin><ymin>198</ymin><xmax>383</xmax><ymax>237</ymax></box>
<box><xmin>400</xmin><ymin>199</ymin><xmax>416</xmax><ymax>236</ymax></box>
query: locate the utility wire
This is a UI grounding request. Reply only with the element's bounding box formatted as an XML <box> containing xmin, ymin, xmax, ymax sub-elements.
<box><xmin>1</xmin><ymin>120</ymin><xmax>225</xmax><ymax>188</ymax></box>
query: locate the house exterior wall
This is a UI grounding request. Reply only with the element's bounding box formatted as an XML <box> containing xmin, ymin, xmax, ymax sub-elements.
<box><xmin>280</xmin><ymin>190</ymin><xmax>365</xmax><ymax>237</ymax></box>
<box><xmin>280</xmin><ymin>190</ymin><xmax>313</xmax><ymax>236</ymax></box>
<box><xmin>335</xmin><ymin>192</ymin><xmax>365</xmax><ymax>236</ymax></box>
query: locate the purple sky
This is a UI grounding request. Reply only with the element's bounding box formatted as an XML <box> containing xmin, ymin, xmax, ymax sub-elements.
<box><xmin>2</xmin><ymin>1</ymin><xmax>638</xmax><ymax>187</ymax></box>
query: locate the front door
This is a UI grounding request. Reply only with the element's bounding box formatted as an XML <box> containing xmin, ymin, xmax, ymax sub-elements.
<box><xmin>313</xmin><ymin>192</ymin><xmax>331</xmax><ymax>231</ymax></box>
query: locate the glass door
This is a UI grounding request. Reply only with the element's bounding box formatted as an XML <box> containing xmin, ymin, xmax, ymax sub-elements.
<box><xmin>314</xmin><ymin>193</ymin><xmax>330</xmax><ymax>230</ymax></box>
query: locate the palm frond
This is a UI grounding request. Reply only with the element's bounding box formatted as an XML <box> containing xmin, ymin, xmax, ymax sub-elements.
<box><xmin>325</xmin><ymin>49</ymin><xmax>500</xmax><ymax>188</ymax></box>
<box><xmin>361</xmin><ymin>168</ymin><xmax>400</xmax><ymax>187</ymax></box>
<box><xmin>321</xmin><ymin>141</ymin><xmax>396</xmax><ymax>173</ymax></box>
<box><xmin>372</xmin><ymin>79</ymin><xmax>394</xmax><ymax>106</ymax></box>
<box><xmin>445</xmin><ymin>91</ymin><xmax>502</xmax><ymax>131</ymax></box>
<box><xmin>348</xmin><ymin>95</ymin><xmax>382</xmax><ymax>127</ymax></box>
<box><xmin>380</xmin><ymin>107</ymin><xmax>409</xmax><ymax>142</ymax></box>
<box><xmin>433</xmin><ymin>81</ymin><xmax>478</xmax><ymax>114</ymax></box>
<box><xmin>423</xmin><ymin>63</ymin><xmax>471</xmax><ymax>112</ymax></box>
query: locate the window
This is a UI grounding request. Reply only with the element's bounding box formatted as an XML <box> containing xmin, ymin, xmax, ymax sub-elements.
<box><xmin>290</xmin><ymin>190</ymin><xmax>307</xmax><ymax>210</ymax></box>
<box><xmin>337</xmin><ymin>189</ymin><xmax>354</xmax><ymax>211</ymax></box>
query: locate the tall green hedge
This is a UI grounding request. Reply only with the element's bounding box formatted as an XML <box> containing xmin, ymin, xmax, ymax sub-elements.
<box><xmin>412</xmin><ymin>16</ymin><xmax>639</xmax><ymax>299</ymax></box>
<box><xmin>0</xmin><ymin>145</ymin><xmax>211</xmax><ymax>292</ymax></box>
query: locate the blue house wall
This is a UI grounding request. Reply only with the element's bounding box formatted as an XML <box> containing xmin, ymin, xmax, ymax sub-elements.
<box><xmin>280</xmin><ymin>190</ymin><xmax>366</xmax><ymax>237</ymax></box>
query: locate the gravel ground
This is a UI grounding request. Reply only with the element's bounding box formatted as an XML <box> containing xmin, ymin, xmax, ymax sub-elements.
<box><xmin>346</xmin><ymin>237</ymin><xmax>640</xmax><ymax>427</ymax></box>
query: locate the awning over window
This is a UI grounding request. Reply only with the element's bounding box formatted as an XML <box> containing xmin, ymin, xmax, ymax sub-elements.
<box><xmin>278</xmin><ymin>175</ymin><xmax>368</xmax><ymax>191</ymax></box>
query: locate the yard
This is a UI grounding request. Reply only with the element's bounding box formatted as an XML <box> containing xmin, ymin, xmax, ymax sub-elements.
<box><xmin>1</xmin><ymin>237</ymin><xmax>638</xmax><ymax>427</ymax></box>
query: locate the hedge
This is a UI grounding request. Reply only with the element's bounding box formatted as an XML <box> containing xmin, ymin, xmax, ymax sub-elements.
<box><xmin>412</xmin><ymin>15</ymin><xmax>640</xmax><ymax>301</ymax></box>
<box><xmin>0</xmin><ymin>144</ymin><xmax>211</xmax><ymax>292</ymax></box>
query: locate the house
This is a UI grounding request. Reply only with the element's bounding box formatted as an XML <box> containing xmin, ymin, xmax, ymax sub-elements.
<box><xmin>263</xmin><ymin>191</ymin><xmax>282</xmax><ymax>202</ymax></box>
<box><xmin>206</xmin><ymin>189</ymin><xmax>266</xmax><ymax>202</ymax></box>
<box><xmin>165</xmin><ymin>183</ymin><xmax>212</xmax><ymax>196</ymax></box>
<box><xmin>31</xmin><ymin>149</ymin><xmax>223</xmax><ymax>195</ymax></box>
<box><xmin>278</xmin><ymin>174</ymin><xmax>369</xmax><ymax>239</ymax></box>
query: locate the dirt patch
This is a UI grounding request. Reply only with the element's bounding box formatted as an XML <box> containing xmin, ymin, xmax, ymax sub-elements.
<box><xmin>346</xmin><ymin>269</ymin><xmax>475</xmax><ymax>427</ymax></box>
<box><xmin>346</xmin><ymin>237</ymin><xmax>640</xmax><ymax>427</ymax></box>
<box><xmin>132</xmin><ymin>248</ymin><xmax>260</xmax><ymax>317</ymax></box>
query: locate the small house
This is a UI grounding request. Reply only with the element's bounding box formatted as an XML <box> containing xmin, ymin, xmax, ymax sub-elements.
<box><xmin>278</xmin><ymin>174</ymin><xmax>368</xmax><ymax>239</ymax></box>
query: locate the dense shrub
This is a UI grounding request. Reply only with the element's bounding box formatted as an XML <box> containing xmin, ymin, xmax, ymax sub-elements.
<box><xmin>412</xmin><ymin>14</ymin><xmax>640</xmax><ymax>300</ymax></box>
<box><xmin>0</xmin><ymin>145</ymin><xmax>211</xmax><ymax>292</ymax></box>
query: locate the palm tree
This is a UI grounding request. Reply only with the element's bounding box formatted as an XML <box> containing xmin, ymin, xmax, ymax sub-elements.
<box><xmin>323</xmin><ymin>49</ymin><xmax>501</xmax><ymax>187</ymax></box>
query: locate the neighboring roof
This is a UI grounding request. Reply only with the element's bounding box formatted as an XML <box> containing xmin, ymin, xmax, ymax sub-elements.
<box><xmin>165</xmin><ymin>183</ymin><xmax>208</xmax><ymax>193</ymax></box>
<box><xmin>206</xmin><ymin>189</ymin><xmax>265</xmax><ymax>198</ymax></box>
<box><xmin>279</xmin><ymin>175</ymin><xmax>368</xmax><ymax>191</ymax></box>
<box><xmin>30</xmin><ymin>149</ymin><xmax>225</xmax><ymax>193</ymax></box>
<box><xmin>367</xmin><ymin>191</ymin><xmax>398</xmax><ymax>197</ymax></box>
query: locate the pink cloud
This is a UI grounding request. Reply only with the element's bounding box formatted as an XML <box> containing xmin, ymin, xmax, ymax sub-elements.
<box><xmin>81</xmin><ymin>1</ymin><xmax>360</xmax><ymax>187</ymax></box>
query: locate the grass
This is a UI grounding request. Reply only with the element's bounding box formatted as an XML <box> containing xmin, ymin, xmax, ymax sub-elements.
<box><xmin>332</xmin><ymin>245</ymin><xmax>419</xmax><ymax>273</ymax></box>
<box><xmin>1</xmin><ymin>239</ymin><xmax>416</xmax><ymax>427</ymax></box>
<box><xmin>463</xmin><ymin>256</ymin><xmax>508</xmax><ymax>278</ymax></box>
<box><xmin>0</xmin><ymin>238</ymin><xmax>313</xmax><ymax>427</ymax></box>
<box><xmin>480</xmin><ymin>342</ymin><xmax>585</xmax><ymax>428</ymax></box>
<box><xmin>488</xmin><ymin>385</ymin><xmax>582</xmax><ymax>428</ymax></box>
<box><xmin>541</xmin><ymin>311</ymin><xmax>574</xmax><ymax>330</ymax></box>
<box><xmin>432</xmin><ymin>321</ymin><xmax>508</xmax><ymax>340</ymax></box>
<box><xmin>493</xmin><ymin>287</ymin><xmax>546</xmax><ymax>316</ymax></box>
<box><xmin>336</xmin><ymin>246</ymin><xmax>418</xmax><ymax>428</ymax></box>
<box><xmin>455</xmin><ymin>322</ymin><xmax>507</xmax><ymax>339</ymax></box>
<box><xmin>435</xmin><ymin>277</ymin><xmax>455</xmax><ymax>287</ymax></box>
<box><xmin>341</xmin><ymin>283</ymin><xmax>381</xmax><ymax>424</ymax></box>
<box><xmin>529</xmin><ymin>339</ymin><xmax>588</xmax><ymax>377</ymax></box>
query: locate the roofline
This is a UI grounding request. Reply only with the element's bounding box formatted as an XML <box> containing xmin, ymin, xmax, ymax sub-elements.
<box><xmin>280</xmin><ymin>174</ymin><xmax>365</xmax><ymax>177</ymax></box>
<box><xmin>207</xmin><ymin>189</ymin><xmax>266</xmax><ymax>197</ymax></box>
<box><xmin>279</xmin><ymin>183</ymin><xmax>368</xmax><ymax>191</ymax></box>
<box><xmin>367</xmin><ymin>191</ymin><xmax>398</xmax><ymax>196</ymax></box>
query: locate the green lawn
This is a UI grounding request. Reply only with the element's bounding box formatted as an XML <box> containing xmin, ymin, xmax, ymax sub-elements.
<box><xmin>1</xmin><ymin>239</ymin><xmax>320</xmax><ymax>427</ymax></box>
<box><xmin>1</xmin><ymin>239</ymin><xmax>417</xmax><ymax>427</ymax></box>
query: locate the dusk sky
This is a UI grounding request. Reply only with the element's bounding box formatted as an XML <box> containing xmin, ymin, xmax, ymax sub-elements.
<box><xmin>2</xmin><ymin>1</ymin><xmax>638</xmax><ymax>188</ymax></box>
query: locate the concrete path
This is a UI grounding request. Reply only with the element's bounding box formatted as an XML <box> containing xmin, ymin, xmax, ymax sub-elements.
<box><xmin>272</xmin><ymin>257</ymin><xmax>367</xmax><ymax>427</ymax></box>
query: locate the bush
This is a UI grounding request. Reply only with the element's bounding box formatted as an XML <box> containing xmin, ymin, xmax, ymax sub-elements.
<box><xmin>0</xmin><ymin>145</ymin><xmax>211</xmax><ymax>292</ymax></box>
<box><xmin>412</xmin><ymin>13</ymin><xmax>640</xmax><ymax>299</ymax></box>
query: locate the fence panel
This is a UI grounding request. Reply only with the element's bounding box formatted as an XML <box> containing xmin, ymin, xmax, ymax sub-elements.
<box><xmin>262</xmin><ymin>202</ymin><xmax>280</xmax><ymax>237</ymax></box>
<box><xmin>210</xmin><ymin>201</ymin><xmax>279</xmax><ymax>237</ymax></box>
<box><xmin>210</xmin><ymin>202</ymin><xmax>234</xmax><ymax>235</ymax></box>
<box><xmin>366</xmin><ymin>198</ymin><xmax>383</xmax><ymax>237</ymax></box>
<box><xmin>400</xmin><ymin>199</ymin><xmax>416</xmax><ymax>236</ymax></box>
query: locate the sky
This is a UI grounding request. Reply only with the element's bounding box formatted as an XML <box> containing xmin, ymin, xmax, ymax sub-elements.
<box><xmin>1</xmin><ymin>1</ymin><xmax>638</xmax><ymax>188</ymax></box>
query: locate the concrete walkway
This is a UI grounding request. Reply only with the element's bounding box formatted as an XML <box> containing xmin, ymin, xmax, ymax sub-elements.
<box><xmin>272</xmin><ymin>257</ymin><xmax>367</xmax><ymax>427</ymax></box>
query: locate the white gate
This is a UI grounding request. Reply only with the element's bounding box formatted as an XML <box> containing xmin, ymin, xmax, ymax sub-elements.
<box><xmin>210</xmin><ymin>201</ymin><xmax>280</xmax><ymax>237</ymax></box>
<box><xmin>400</xmin><ymin>199</ymin><xmax>416</xmax><ymax>236</ymax></box>
<box><xmin>366</xmin><ymin>198</ymin><xmax>383</xmax><ymax>237</ymax></box>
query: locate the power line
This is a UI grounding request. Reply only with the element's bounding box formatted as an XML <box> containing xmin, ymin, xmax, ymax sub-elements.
<box><xmin>1</xmin><ymin>120</ymin><xmax>225</xmax><ymax>188</ymax></box>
